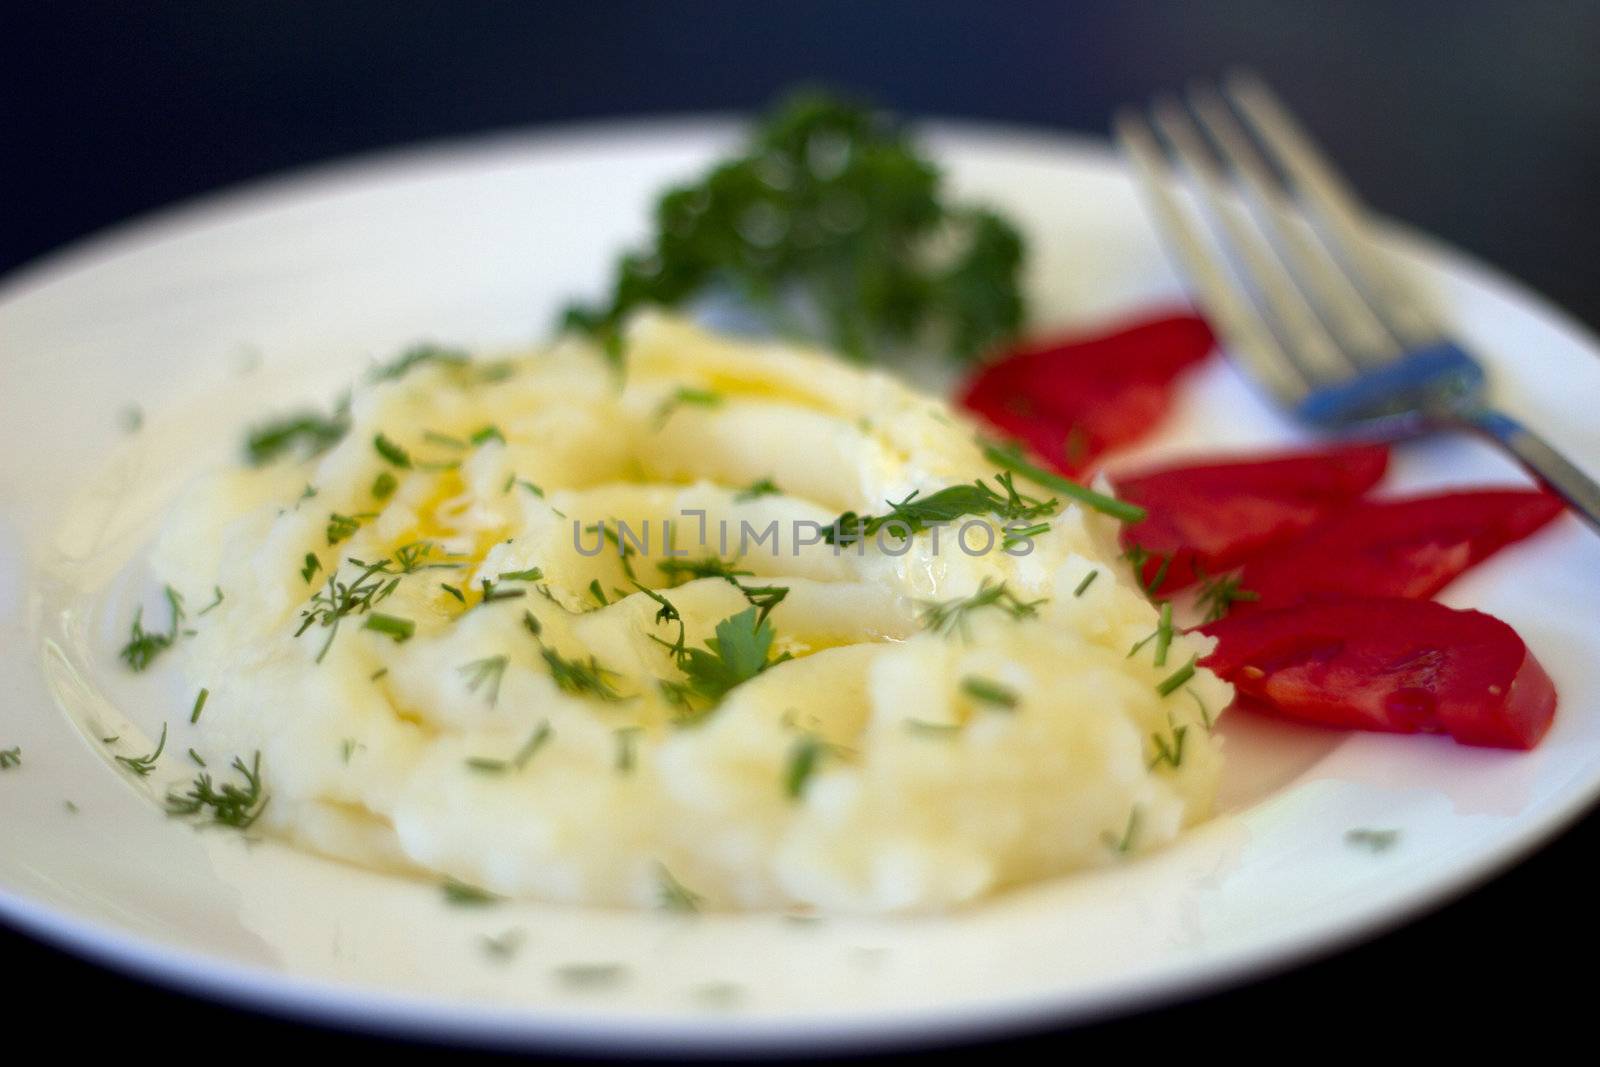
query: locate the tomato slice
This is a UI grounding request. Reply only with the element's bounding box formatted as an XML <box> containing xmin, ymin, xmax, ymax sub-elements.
<box><xmin>1233</xmin><ymin>489</ymin><xmax>1565</xmax><ymax>612</ymax></box>
<box><xmin>958</xmin><ymin>312</ymin><xmax>1215</xmax><ymax>475</ymax></box>
<box><xmin>1201</xmin><ymin>597</ymin><xmax>1557</xmax><ymax>749</ymax></box>
<box><xmin>1113</xmin><ymin>443</ymin><xmax>1390</xmax><ymax>593</ymax></box>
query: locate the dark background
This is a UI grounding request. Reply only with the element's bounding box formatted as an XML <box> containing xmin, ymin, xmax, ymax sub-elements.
<box><xmin>4</xmin><ymin>0</ymin><xmax>1599</xmax><ymax>1059</ymax></box>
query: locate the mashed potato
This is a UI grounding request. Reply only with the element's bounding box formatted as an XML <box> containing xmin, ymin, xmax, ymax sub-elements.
<box><xmin>150</xmin><ymin>314</ymin><xmax>1232</xmax><ymax>913</ymax></box>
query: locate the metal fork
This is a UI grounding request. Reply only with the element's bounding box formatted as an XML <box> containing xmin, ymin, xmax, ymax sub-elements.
<box><xmin>1115</xmin><ymin>71</ymin><xmax>1600</xmax><ymax>533</ymax></box>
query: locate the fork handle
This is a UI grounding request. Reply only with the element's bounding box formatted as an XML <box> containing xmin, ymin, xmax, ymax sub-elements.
<box><xmin>1461</xmin><ymin>408</ymin><xmax>1600</xmax><ymax>534</ymax></box>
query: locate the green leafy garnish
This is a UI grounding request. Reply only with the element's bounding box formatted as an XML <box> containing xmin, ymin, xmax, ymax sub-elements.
<box><xmin>115</xmin><ymin>723</ymin><xmax>167</xmax><ymax>777</ymax></box>
<box><xmin>981</xmin><ymin>441</ymin><xmax>1146</xmax><ymax>523</ymax></box>
<box><xmin>1156</xmin><ymin>655</ymin><xmax>1198</xmax><ymax>698</ymax></box>
<box><xmin>662</xmin><ymin>607</ymin><xmax>791</xmax><ymax>716</ymax></box>
<box><xmin>189</xmin><ymin>687</ymin><xmax>209</xmax><ymax>724</ymax></box>
<box><xmin>1196</xmin><ymin>570</ymin><xmax>1260</xmax><ymax>623</ymax></box>
<box><xmin>372</xmin><ymin>471</ymin><xmax>398</xmax><ymax>500</ymax></box>
<box><xmin>784</xmin><ymin>733</ymin><xmax>834</xmax><ymax>799</ymax></box>
<box><xmin>734</xmin><ymin>478</ymin><xmax>782</xmax><ymax>502</ymax></box>
<box><xmin>561</xmin><ymin>91</ymin><xmax>1025</xmax><ymax>364</ymax></box>
<box><xmin>165</xmin><ymin>752</ymin><xmax>267</xmax><ymax>829</ymax></box>
<box><xmin>373</xmin><ymin>433</ymin><xmax>412</xmax><ymax>469</ymax></box>
<box><xmin>1148</xmin><ymin>718</ymin><xmax>1189</xmax><ymax>769</ymax></box>
<box><xmin>0</xmin><ymin>747</ymin><xmax>20</xmax><ymax>770</ymax></box>
<box><xmin>459</xmin><ymin>655</ymin><xmax>510</xmax><ymax>707</ymax></box>
<box><xmin>657</xmin><ymin>864</ymin><xmax>704</xmax><ymax>913</ymax></box>
<box><xmin>466</xmin><ymin>722</ymin><xmax>553</xmax><ymax>775</ymax></box>
<box><xmin>296</xmin><ymin>556</ymin><xmax>403</xmax><ymax>662</ymax></box>
<box><xmin>960</xmin><ymin>675</ymin><xmax>1018</xmax><ymax>709</ymax></box>
<box><xmin>442</xmin><ymin>877</ymin><xmax>501</xmax><ymax>906</ymax></box>
<box><xmin>917</xmin><ymin>578</ymin><xmax>1044</xmax><ymax>640</ymax></box>
<box><xmin>119</xmin><ymin>585</ymin><xmax>185</xmax><ymax>671</ymax></box>
<box><xmin>362</xmin><ymin>612</ymin><xmax>415</xmax><ymax>643</ymax></box>
<box><xmin>1345</xmin><ymin>828</ymin><xmax>1400</xmax><ymax>853</ymax></box>
<box><xmin>653</xmin><ymin>386</ymin><xmax>722</xmax><ymax>428</ymax></box>
<box><xmin>1073</xmin><ymin>570</ymin><xmax>1099</xmax><ymax>597</ymax></box>
<box><xmin>823</xmin><ymin>472</ymin><xmax>1053</xmax><ymax>545</ymax></box>
<box><xmin>368</xmin><ymin>342</ymin><xmax>470</xmax><ymax>383</ymax></box>
<box><xmin>244</xmin><ymin>410</ymin><xmax>349</xmax><ymax>466</ymax></box>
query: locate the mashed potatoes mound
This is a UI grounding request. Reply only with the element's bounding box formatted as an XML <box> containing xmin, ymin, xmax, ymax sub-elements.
<box><xmin>151</xmin><ymin>314</ymin><xmax>1232</xmax><ymax>913</ymax></box>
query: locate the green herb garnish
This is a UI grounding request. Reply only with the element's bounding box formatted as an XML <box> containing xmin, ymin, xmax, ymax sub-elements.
<box><xmin>562</xmin><ymin>92</ymin><xmax>1025</xmax><ymax>364</ymax></box>
<box><xmin>189</xmin><ymin>687</ymin><xmax>209</xmax><ymax>724</ymax></box>
<box><xmin>981</xmin><ymin>442</ymin><xmax>1146</xmax><ymax>523</ymax></box>
<box><xmin>0</xmin><ymin>747</ymin><xmax>20</xmax><ymax>770</ymax></box>
<box><xmin>663</xmin><ymin>607</ymin><xmax>791</xmax><ymax>716</ymax></box>
<box><xmin>115</xmin><ymin>723</ymin><xmax>167</xmax><ymax>776</ymax></box>
<box><xmin>362</xmin><ymin>612</ymin><xmax>415</xmax><ymax>643</ymax></box>
<box><xmin>165</xmin><ymin>751</ymin><xmax>267</xmax><ymax>829</ymax></box>
<box><xmin>373</xmin><ymin>433</ymin><xmax>412</xmax><ymax>469</ymax></box>
<box><xmin>442</xmin><ymin>877</ymin><xmax>501</xmax><ymax>906</ymax></box>
<box><xmin>1155</xmin><ymin>655</ymin><xmax>1198</xmax><ymax>698</ymax></box>
<box><xmin>119</xmin><ymin>585</ymin><xmax>185</xmax><ymax>671</ymax></box>
<box><xmin>459</xmin><ymin>655</ymin><xmax>510</xmax><ymax>707</ymax></box>
<box><xmin>734</xmin><ymin>478</ymin><xmax>782</xmax><ymax>502</ymax></box>
<box><xmin>1196</xmin><ymin>570</ymin><xmax>1260</xmax><ymax>623</ymax></box>
<box><xmin>917</xmin><ymin>578</ymin><xmax>1043</xmax><ymax>641</ymax></box>
<box><xmin>960</xmin><ymin>675</ymin><xmax>1018</xmax><ymax>709</ymax></box>
<box><xmin>824</xmin><ymin>472</ymin><xmax>1054</xmax><ymax>546</ymax></box>
<box><xmin>244</xmin><ymin>410</ymin><xmax>349</xmax><ymax>466</ymax></box>
<box><xmin>657</xmin><ymin>864</ymin><xmax>704</xmax><ymax>913</ymax></box>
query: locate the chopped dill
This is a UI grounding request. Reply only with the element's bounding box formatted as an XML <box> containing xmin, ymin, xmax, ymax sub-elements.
<box><xmin>657</xmin><ymin>863</ymin><xmax>704</xmax><ymax>913</ymax></box>
<box><xmin>296</xmin><ymin>556</ymin><xmax>403</xmax><ymax>662</ymax></box>
<box><xmin>301</xmin><ymin>553</ymin><xmax>321</xmax><ymax>583</ymax></box>
<box><xmin>960</xmin><ymin>675</ymin><xmax>1018</xmax><ymax>709</ymax></box>
<box><xmin>734</xmin><ymin>477</ymin><xmax>782</xmax><ymax>501</ymax></box>
<box><xmin>470</xmin><ymin>424</ymin><xmax>505</xmax><ymax>446</ymax></box>
<box><xmin>115</xmin><ymin>723</ymin><xmax>167</xmax><ymax>776</ymax></box>
<box><xmin>467</xmin><ymin>722</ymin><xmax>553</xmax><ymax>774</ymax></box>
<box><xmin>368</xmin><ymin>342</ymin><xmax>470</xmax><ymax>383</ymax></box>
<box><xmin>1104</xmin><ymin>808</ymin><xmax>1140</xmax><ymax>854</ymax></box>
<box><xmin>1156</xmin><ymin>655</ymin><xmax>1198</xmax><ymax>698</ymax></box>
<box><xmin>784</xmin><ymin>734</ymin><xmax>833</xmax><ymax>799</ymax></box>
<box><xmin>981</xmin><ymin>441</ymin><xmax>1146</xmax><ymax>523</ymax></box>
<box><xmin>459</xmin><ymin>655</ymin><xmax>510</xmax><ymax>707</ymax></box>
<box><xmin>442</xmin><ymin>877</ymin><xmax>501</xmax><ymax>906</ymax></box>
<box><xmin>1073</xmin><ymin>570</ymin><xmax>1099</xmax><ymax>597</ymax></box>
<box><xmin>119</xmin><ymin>585</ymin><xmax>185</xmax><ymax>671</ymax></box>
<box><xmin>498</xmin><ymin>567</ymin><xmax>545</xmax><ymax>583</ymax></box>
<box><xmin>371</xmin><ymin>471</ymin><xmax>398</xmax><ymax>500</ymax></box>
<box><xmin>536</xmin><ymin>642</ymin><xmax>626</xmax><ymax>702</ymax></box>
<box><xmin>1148</xmin><ymin>718</ymin><xmax>1189</xmax><ymax>769</ymax></box>
<box><xmin>189</xmin><ymin>687</ymin><xmax>209</xmax><ymax>724</ymax></box>
<box><xmin>654</xmin><ymin>386</ymin><xmax>723</xmax><ymax>427</ymax></box>
<box><xmin>196</xmin><ymin>586</ymin><xmax>225</xmax><ymax>616</ymax></box>
<box><xmin>373</xmin><ymin>433</ymin><xmax>412</xmax><ymax>468</ymax></box>
<box><xmin>917</xmin><ymin>578</ymin><xmax>1043</xmax><ymax>641</ymax></box>
<box><xmin>165</xmin><ymin>751</ymin><xmax>267</xmax><ymax>829</ymax></box>
<box><xmin>1345</xmin><ymin>828</ymin><xmax>1401</xmax><ymax>853</ymax></box>
<box><xmin>0</xmin><ymin>747</ymin><xmax>20</xmax><ymax>770</ymax></box>
<box><xmin>614</xmin><ymin>726</ymin><xmax>642</xmax><ymax>773</ymax></box>
<box><xmin>823</xmin><ymin>471</ymin><xmax>1054</xmax><ymax>546</ymax></box>
<box><xmin>244</xmin><ymin>409</ymin><xmax>350</xmax><ymax>466</ymax></box>
<box><xmin>1196</xmin><ymin>570</ymin><xmax>1260</xmax><ymax>623</ymax></box>
<box><xmin>362</xmin><ymin>612</ymin><xmax>415</xmax><ymax>643</ymax></box>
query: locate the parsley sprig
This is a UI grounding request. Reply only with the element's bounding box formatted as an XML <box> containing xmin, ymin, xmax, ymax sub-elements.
<box><xmin>561</xmin><ymin>91</ymin><xmax>1025</xmax><ymax>364</ymax></box>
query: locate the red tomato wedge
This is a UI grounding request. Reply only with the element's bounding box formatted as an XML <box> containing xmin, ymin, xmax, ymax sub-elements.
<box><xmin>1234</xmin><ymin>489</ymin><xmax>1564</xmax><ymax>613</ymax></box>
<box><xmin>958</xmin><ymin>312</ymin><xmax>1215</xmax><ymax>475</ymax></box>
<box><xmin>1114</xmin><ymin>443</ymin><xmax>1390</xmax><ymax>593</ymax></box>
<box><xmin>1201</xmin><ymin>597</ymin><xmax>1557</xmax><ymax>749</ymax></box>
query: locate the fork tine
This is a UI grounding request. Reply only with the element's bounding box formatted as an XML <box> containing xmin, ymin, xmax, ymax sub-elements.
<box><xmin>1114</xmin><ymin>109</ymin><xmax>1308</xmax><ymax>407</ymax></box>
<box><xmin>1186</xmin><ymin>82</ymin><xmax>1403</xmax><ymax>365</ymax></box>
<box><xmin>1223</xmin><ymin>71</ymin><xmax>1440</xmax><ymax>346</ymax></box>
<box><xmin>1149</xmin><ymin>96</ymin><xmax>1353</xmax><ymax>386</ymax></box>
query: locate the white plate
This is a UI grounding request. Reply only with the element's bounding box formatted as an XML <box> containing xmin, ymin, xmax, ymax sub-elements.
<box><xmin>2</xmin><ymin>120</ymin><xmax>1598</xmax><ymax>1055</ymax></box>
